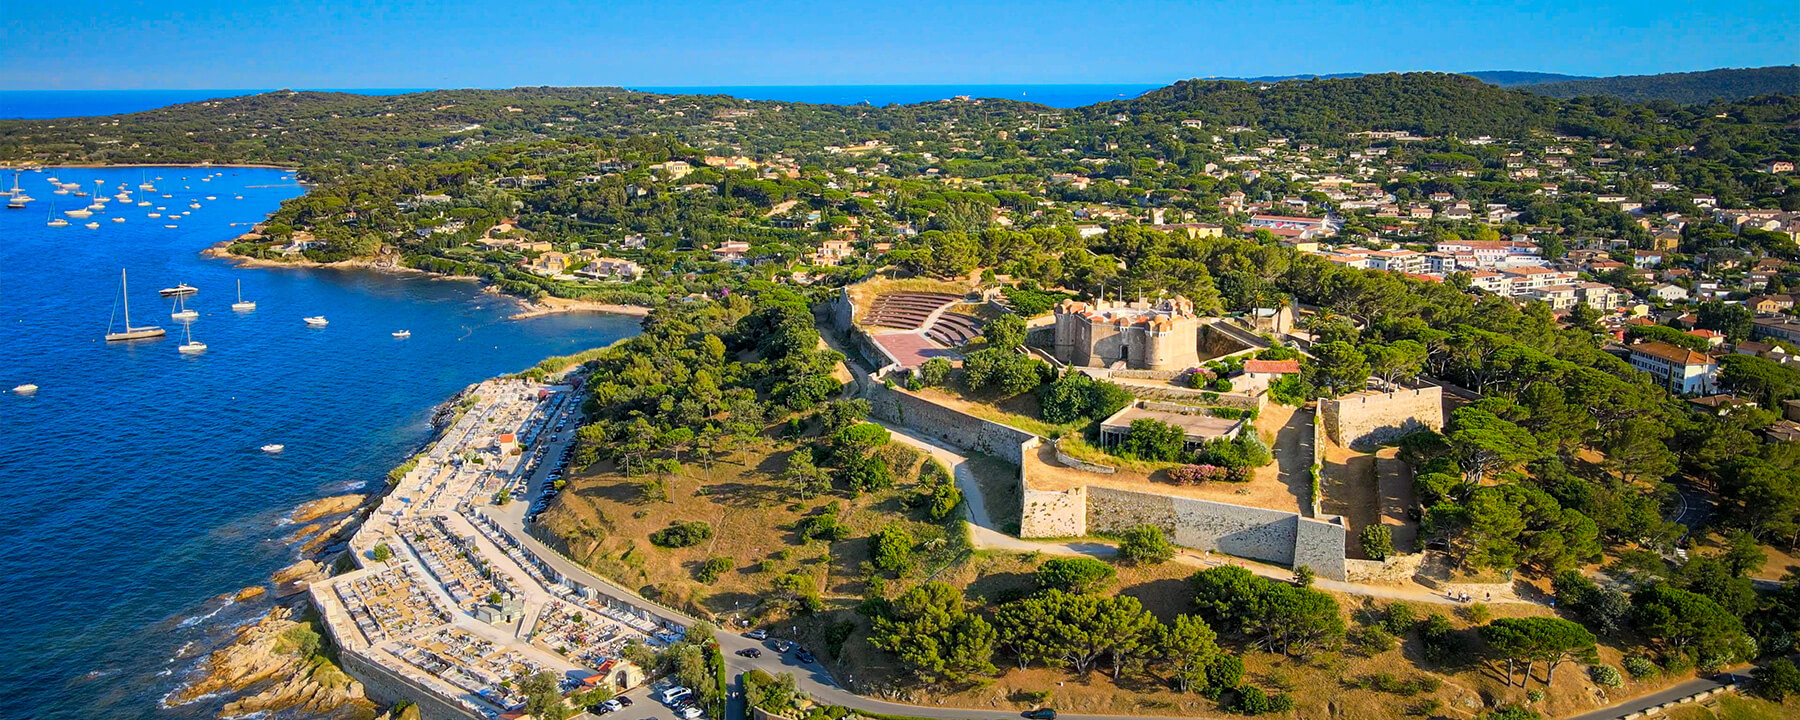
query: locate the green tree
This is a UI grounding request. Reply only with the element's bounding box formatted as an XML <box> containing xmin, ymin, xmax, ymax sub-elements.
<box><xmin>781</xmin><ymin>447</ymin><xmax>832</xmax><ymax>500</ymax></box>
<box><xmin>1751</xmin><ymin>658</ymin><xmax>1800</xmax><ymax>701</ymax></box>
<box><xmin>984</xmin><ymin>314</ymin><xmax>1027</xmax><ymax>350</ymax></box>
<box><xmin>1631</xmin><ymin>583</ymin><xmax>1752</xmax><ymax>664</ymax></box>
<box><xmin>520</xmin><ymin>671</ymin><xmax>571</xmax><ymax>720</ymax></box>
<box><xmin>1119</xmin><ymin>418</ymin><xmax>1187</xmax><ymax>462</ymax></box>
<box><xmin>1306</xmin><ymin>341</ymin><xmax>1370</xmax><ymax>398</ymax></box>
<box><xmin>1479</xmin><ymin>617</ymin><xmax>1597</xmax><ymax>689</ymax></box>
<box><xmin>1158</xmin><ymin>614</ymin><xmax>1223</xmax><ymax>692</ymax></box>
<box><xmin>1448</xmin><ymin>407</ymin><xmax>1542</xmax><ymax>482</ymax></box>
<box><xmin>1036</xmin><ymin>556</ymin><xmax>1118</xmax><ymax>594</ymax></box>
<box><xmin>1360</xmin><ymin>525</ymin><xmax>1395</xmax><ymax>561</ymax></box>
<box><xmin>868</xmin><ymin>582</ymin><xmax>997</xmax><ymax>685</ymax></box>
<box><xmin>870</xmin><ymin>524</ymin><xmax>914</xmax><ymax>573</ymax></box>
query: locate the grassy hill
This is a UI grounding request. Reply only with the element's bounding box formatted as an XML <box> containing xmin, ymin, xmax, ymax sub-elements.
<box><xmin>1516</xmin><ymin>66</ymin><xmax>1800</xmax><ymax>103</ymax></box>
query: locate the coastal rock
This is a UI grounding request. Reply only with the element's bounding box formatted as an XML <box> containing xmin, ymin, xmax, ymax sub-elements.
<box><xmin>174</xmin><ymin>604</ymin><xmax>376</xmax><ymax>718</ymax></box>
<box><xmin>233</xmin><ymin>586</ymin><xmax>267</xmax><ymax>602</ymax></box>
<box><xmin>272</xmin><ymin>559</ymin><xmax>329</xmax><ymax>598</ymax></box>
<box><xmin>290</xmin><ymin>494</ymin><xmax>367</xmax><ymax>524</ymax></box>
<box><xmin>271</xmin><ymin>559</ymin><xmax>324</xmax><ymax>585</ymax></box>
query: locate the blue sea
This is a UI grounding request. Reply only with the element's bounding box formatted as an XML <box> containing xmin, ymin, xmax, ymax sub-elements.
<box><xmin>0</xmin><ymin>167</ymin><xmax>641</xmax><ymax>719</ymax></box>
<box><xmin>0</xmin><ymin>84</ymin><xmax>1160</xmax><ymax>118</ymax></box>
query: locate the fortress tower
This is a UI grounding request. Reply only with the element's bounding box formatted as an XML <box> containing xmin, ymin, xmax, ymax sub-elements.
<box><xmin>1052</xmin><ymin>296</ymin><xmax>1202</xmax><ymax>371</ymax></box>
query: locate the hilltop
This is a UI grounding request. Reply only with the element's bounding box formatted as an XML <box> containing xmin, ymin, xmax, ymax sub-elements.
<box><xmin>1514</xmin><ymin>65</ymin><xmax>1800</xmax><ymax>103</ymax></box>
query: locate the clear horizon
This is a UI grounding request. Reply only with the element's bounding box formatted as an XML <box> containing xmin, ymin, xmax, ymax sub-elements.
<box><xmin>2</xmin><ymin>0</ymin><xmax>1794</xmax><ymax>90</ymax></box>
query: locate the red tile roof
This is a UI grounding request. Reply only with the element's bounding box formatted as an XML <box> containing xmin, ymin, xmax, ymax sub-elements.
<box><xmin>1630</xmin><ymin>341</ymin><xmax>1714</xmax><ymax>366</ymax></box>
<box><xmin>1244</xmin><ymin>359</ymin><xmax>1301</xmax><ymax>374</ymax></box>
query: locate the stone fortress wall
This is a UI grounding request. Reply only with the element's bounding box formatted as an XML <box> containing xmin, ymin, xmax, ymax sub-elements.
<box><xmin>1321</xmin><ymin>384</ymin><xmax>1444</xmax><ymax>449</ymax></box>
<box><xmin>866</xmin><ymin>384</ymin><xmax>1346</xmax><ymax>579</ymax></box>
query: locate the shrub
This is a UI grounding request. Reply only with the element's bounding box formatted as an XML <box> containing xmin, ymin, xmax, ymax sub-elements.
<box><xmin>795</xmin><ymin>513</ymin><xmax>850</xmax><ymax>542</ymax></box>
<box><xmin>1351</xmin><ymin>626</ymin><xmax>1396</xmax><ymax>653</ymax></box>
<box><xmin>917</xmin><ymin>358</ymin><xmax>952</xmax><ymax>387</ymax></box>
<box><xmin>1360</xmin><ymin>525</ymin><xmax>1395</xmax><ymax>561</ymax></box>
<box><xmin>869</xmin><ymin>525</ymin><xmax>914</xmax><ymax>573</ymax></box>
<box><xmin>1119</xmin><ymin>418</ymin><xmax>1186</xmax><ymax>462</ymax></box>
<box><xmin>1622</xmin><ymin>655</ymin><xmax>1658</xmax><ymax>678</ymax></box>
<box><xmin>1526</xmin><ymin>689</ymin><xmax>1545</xmax><ymax>704</ymax></box>
<box><xmin>1752</xmin><ymin>658</ymin><xmax>1800</xmax><ymax>701</ymax></box>
<box><xmin>1036</xmin><ymin>557</ymin><xmax>1117</xmax><ymax>593</ymax></box>
<box><xmin>650</xmin><ymin>521</ymin><xmax>714</xmax><ymax>548</ymax></box>
<box><xmin>1588</xmin><ymin>664</ymin><xmax>1623</xmax><ymax>688</ymax></box>
<box><xmin>1213</xmin><ymin>378</ymin><xmax>1234</xmax><ymax>392</ymax></box>
<box><xmin>1168</xmin><ymin>464</ymin><xmax>1237</xmax><ymax>484</ymax></box>
<box><xmin>1420</xmin><ymin>613</ymin><xmax>1463</xmax><ymax>662</ymax></box>
<box><xmin>1116</xmin><ymin>524</ymin><xmax>1175</xmax><ymax>564</ymax></box>
<box><xmin>1229</xmin><ymin>685</ymin><xmax>1271</xmax><ymax>715</ymax></box>
<box><xmin>696</xmin><ymin>557</ymin><xmax>734</xmax><ymax>583</ymax></box>
<box><xmin>1206</xmin><ymin>654</ymin><xmax>1245</xmax><ymax>693</ymax></box>
<box><xmin>1382</xmin><ymin>602</ymin><xmax>1417</xmax><ymax>636</ymax></box>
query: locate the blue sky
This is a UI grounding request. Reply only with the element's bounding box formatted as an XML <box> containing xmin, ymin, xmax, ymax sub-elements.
<box><xmin>1</xmin><ymin>0</ymin><xmax>1793</xmax><ymax>89</ymax></box>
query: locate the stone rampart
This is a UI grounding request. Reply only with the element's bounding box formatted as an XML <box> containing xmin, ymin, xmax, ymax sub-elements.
<box><xmin>867</xmin><ymin>385</ymin><xmax>1036</xmax><ymax>465</ymax></box>
<box><xmin>1085</xmin><ymin>486</ymin><xmax>1346</xmax><ymax>580</ymax></box>
<box><xmin>1294</xmin><ymin>516</ymin><xmax>1348</xmax><ymax>579</ymax></box>
<box><xmin>1321</xmin><ymin>385</ymin><xmax>1444</xmax><ymax>449</ymax></box>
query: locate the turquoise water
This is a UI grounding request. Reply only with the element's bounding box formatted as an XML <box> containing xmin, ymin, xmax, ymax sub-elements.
<box><xmin>0</xmin><ymin>167</ymin><xmax>640</xmax><ymax>718</ymax></box>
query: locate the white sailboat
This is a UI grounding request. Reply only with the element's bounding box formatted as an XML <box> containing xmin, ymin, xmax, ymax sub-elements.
<box><xmin>232</xmin><ymin>279</ymin><xmax>256</xmax><ymax>311</ymax></box>
<box><xmin>139</xmin><ymin>171</ymin><xmax>155</xmax><ymax>191</ymax></box>
<box><xmin>177</xmin><ymin>321</ymin><xmax>207</xmax><ymax>354</ymax></box>
<box><xmin>46</xmin><ymin>202</ymin><xmax>67</xmax><ymax>227</ymax></box>
<box><xmin>171</xmin><ymin>293</ymin><xmax>198</xmax><ymax>321</ymax></box>
<box><xmin>105</xmin><ymin>269</ymin><xmax>167</xmax><ymax>341</ymax></box>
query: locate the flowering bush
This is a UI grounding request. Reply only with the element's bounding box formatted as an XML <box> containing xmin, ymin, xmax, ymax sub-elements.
<box><xmin>1168</xmin><ymin>464</ymin><xmax>1248</xmax><ymax>484</ymax></box>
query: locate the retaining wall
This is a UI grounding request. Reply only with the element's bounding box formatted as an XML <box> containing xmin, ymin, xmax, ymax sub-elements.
<box><xmin>340</xmin><ymin>646</ymin><xmax>482</xmax><ymax>720</ymax></box>
<box><xmin>1052</xmin><ymin>438</ymin><xmax>1116</xmax><ymax>475</ymax></box>
<box><xmin>1085</xmin><ymin>486</ymin><xmax>1347</xmax><ymax>580</ymax></box>
<box><xmin>1321</xmin><ymin>385</ymin><xmax>1444</xmax><ymax>448</ymax></box>
<box><xmin>867</xmin><ymin>385</ymin><xmax>1037</xmax><ymax>465</ymax></box>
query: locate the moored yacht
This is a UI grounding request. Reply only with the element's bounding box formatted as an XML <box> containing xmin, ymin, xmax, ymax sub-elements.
<box><xmin>159</xmin><ymin>283</ymin><xmax>198</xmax><ymax>298</ymax></box>
<box><xmin>177</xmin><ymin>322</ymin><xmax>207</xmax><ymax>354</ymax></box>
<box><xmin>105</xmin><ymin>269</ymin><xmax>166</xmax><ymax>342</ymax></box>
<box><xmin>231</xmin><ymin>279</ymin><xmax>256</xmax><ymax>312</ymax></box>
<box><xmin>303</xmin><ymin>316</ymin><xmax>329</xmax><ymax>327</ymax></box>
<box><xmin>392</xmin><ymin>330</ymin><xmax>411</xmax><ymax>338</ymax></box>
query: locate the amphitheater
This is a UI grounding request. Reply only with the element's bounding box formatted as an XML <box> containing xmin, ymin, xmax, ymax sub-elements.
<box><xmin>840</xmin><ymin>285</ymin><xmax>989</xmax><ymax>369</ymax></box>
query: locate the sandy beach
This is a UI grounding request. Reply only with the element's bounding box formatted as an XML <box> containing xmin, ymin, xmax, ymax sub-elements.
<box><xmin>508</xmin><ymin>294</ymin><xmax>651</xmax><ymax>319</ymax></box>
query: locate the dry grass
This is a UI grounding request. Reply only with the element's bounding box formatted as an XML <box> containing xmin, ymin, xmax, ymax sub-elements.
<box><xmin>537</xmin><ymin>438</ymin><xmax>960</xmax><ymax>620</ymax></box>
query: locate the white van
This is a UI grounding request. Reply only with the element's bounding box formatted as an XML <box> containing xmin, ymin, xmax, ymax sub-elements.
<box><xmin>660</xmin><ymin>687</ymin><xmax>693</xmax><ymax>705</ymax></box>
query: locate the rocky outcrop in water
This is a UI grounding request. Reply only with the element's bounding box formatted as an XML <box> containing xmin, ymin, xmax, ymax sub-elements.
<box><xmin>174</xmin><ymin>605</ymin><xmax>377</xmax><ymax>719</ymax></box>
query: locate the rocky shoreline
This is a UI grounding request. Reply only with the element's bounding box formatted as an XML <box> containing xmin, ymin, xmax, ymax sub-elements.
<box><xmin>166</xmin><ymin>376</ymin><xmax>490</xmax><ymax>718</ymax></box>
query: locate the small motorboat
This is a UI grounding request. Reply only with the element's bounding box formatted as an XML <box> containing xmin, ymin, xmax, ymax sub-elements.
<box><xmin>164</xmin><ymin>224</ymin><xmax>179</xmax><ymax>229</ymax></box>
<box><xmin>13</xmin><ymin>384</ymin><xmax>38</xmax><ymax>395</ymax></box>
<box><xmin>260</xmin><ymin>444</ymin><xmax>285</xmax><ymax>453</ymax></box>
<box><xmin>111</xmin><ymin>217</ymin><xmax>125</xmax><ymax>223</ymax></box>
<box><xmin>160</xmin><ymin>284</ymin><xmax>198</xmax><ymax>297</ymax></box>
<box><xmin>84</xmin><ymin>221</ymin><xmax>99</xmax><ymax>229</ymax></box>
<box><xmin>392</xmin><ymin>330</ymin><xmax>411</xmax><ymax>338</ymax></box>
<box><xmin>304</xmin><ymin>316</ymin><xmax>329</xmax><ymax>327</ymax></box>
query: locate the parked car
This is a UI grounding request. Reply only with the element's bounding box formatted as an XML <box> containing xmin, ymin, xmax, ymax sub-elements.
<box><xmin>616</xmin><ymin>696</ymin><xmax>633</xmax><ymax>707</ymax></box>
<box><xmin>745</xmin><ymin>629</ymin><xmax>768</xmax><ymax>640</ymax></box>
<box><xmin>660</xmin><ymin>687</ymin><xmax>693</xmax><ymax>705</ymax></box>
<box><xmin>1023</xmin><ymin>710</ymin><xmax>1057</xmax><ymax>720</ymax></box>
<box><xmin>679</xmin><ymin>706</ymin><xmax>705</xmax><ymax>720</ymax></box>
<box><xmin>794</xmin><ymin>649</ymin><xmax>816</xmax><ymax>664</ymax></box>
<box><xmin>773</xmin><ymin>640</ymin><xmax>795</xmax><ymax>653</ymax></box>
<box><xmin>735</xmin><ymin>648</ymin><xmax>761</xmax><ymax>658</ymax></box>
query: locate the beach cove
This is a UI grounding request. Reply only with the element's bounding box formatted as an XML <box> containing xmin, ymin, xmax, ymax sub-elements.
<box><xmin>0</xmin><ymin>166</ymin><xmax>641</xmax><ymax>720</ymax></box>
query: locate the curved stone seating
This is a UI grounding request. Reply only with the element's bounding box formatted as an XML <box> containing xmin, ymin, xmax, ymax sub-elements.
<box><xmin>925</xmin><ymin>312</ymin><xmax>985</xmax><ymax>346</ymax></box>
<box><xmin>866</xmin><ymin>292</ymin><xmax>963</xmax><ymax>330</ymax></box>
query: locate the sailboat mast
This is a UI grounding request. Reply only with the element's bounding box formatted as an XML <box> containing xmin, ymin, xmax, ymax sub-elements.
<box><xmin>121</xmin><ymin>269</ymin><xmax>132</xmax><ymax>328</ymax></box>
